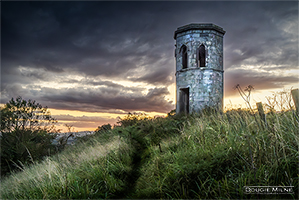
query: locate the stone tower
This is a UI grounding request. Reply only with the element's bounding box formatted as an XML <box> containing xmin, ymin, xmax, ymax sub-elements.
<box><xmin>174</xmin><ymin>23</ymin><xmax>225</xmax><ymax>114</ymax></box>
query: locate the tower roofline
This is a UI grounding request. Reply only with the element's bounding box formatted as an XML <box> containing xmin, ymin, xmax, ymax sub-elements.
<box><xmin>174</xmin><ymin>23</ymin><xmax>226</xmax><ymax>39</ymax></box>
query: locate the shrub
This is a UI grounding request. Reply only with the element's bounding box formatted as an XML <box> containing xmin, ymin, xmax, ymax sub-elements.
<box><xmin>95</xmin><ymin>123</ymin><xmax>112</xmax><ymax>133</ymax></box>
<box><xmin>1</xmin><ymin>129</ymin><xmax>57</xmax><ymax>175</ymax></box>
<box><xmin>116</xmin><ymin>112</ymin><xmax>151</xmax><ymax>127</ymax></box>
<box><xmin>0</xmin><ymin>97</ymin><xmax>58</xmax><ymax>176</ymax></box>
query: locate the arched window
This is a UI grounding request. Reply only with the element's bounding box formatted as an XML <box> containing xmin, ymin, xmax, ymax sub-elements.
<box><xmin>180</xmin><ymin>45</ymin><xmax>188</xmax><ymax>69</ymax></box>
<box><xmin>198</xmin><ymin>44</ymin><xmax>206</xmax><ymax>67</ymax></box>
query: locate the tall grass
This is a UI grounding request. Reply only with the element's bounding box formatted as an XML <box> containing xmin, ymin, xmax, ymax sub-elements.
<box><xmin>134</xmin><ymin>110</ymin><xmax>298</xmax><ymax>199</ymax></box>
<box><xmin>0</xmin><ymin>132</ymin><xmax>134</xmax><ymax>199</ymax></box>
<box><xmin>1</xmin><ymin>100</ymin><xmax>298</xmax><ymax>199</ymax></box>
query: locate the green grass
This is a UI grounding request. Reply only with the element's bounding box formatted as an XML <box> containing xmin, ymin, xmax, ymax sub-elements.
<box><xmin>1</xmin><ymin>109</ymin><xmax>298</xmax><ymax>199</ymax></box>
<box><xmin>0</xmin><ymin>133</ymin><xmax>134</xmax><ymax>199</ymax></box>
<box><xmin>134</xmin><ymin>110</ymin><xmax>298</xmax><ymax>199</ymax></box>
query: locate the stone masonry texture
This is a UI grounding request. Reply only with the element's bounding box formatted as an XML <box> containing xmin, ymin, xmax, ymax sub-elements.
<box><xmin>174</xmin><ymin>23</ymin><xmax>225</xmax><ymax>114</ymax></box>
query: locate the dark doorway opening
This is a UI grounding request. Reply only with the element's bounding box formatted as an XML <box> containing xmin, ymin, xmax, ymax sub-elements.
<box><xmin>179</xmin><ymin>88</ymin><xmax>189</xmax><ymax>114</ymax></box>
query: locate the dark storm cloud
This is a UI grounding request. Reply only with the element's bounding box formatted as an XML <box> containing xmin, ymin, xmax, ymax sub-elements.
<box><xmin>58</xmin><ymin>78</ymin><xmax>131</xmax><ymax>90</ymax></box>
<box><xmin>1</xmin><ymin>1</ymin><xmax>298</xmax><ymax>112</ymax></box>
<box><xmin>1</xmin><ymin>83</ymin><xmax>174</xmax><ymax>113</ymax></box>
<box><xmin>38</xmin><ymin>86</ymin><xmax>173</xmax><ymax>113</ymax></box>
<box><xmin>2</xmin><ymin>1</ymin><xmax>174</xmax><ymax>81</ymax></box>
<box><xmin>130</xmin><ymin>66</ymin><xmax>173</xmax><ymax>85</ymax></box>
<box><xmin>223</xmin><ymin>2</ymin><xmax>298</xmax><ymax>70</ymax></box>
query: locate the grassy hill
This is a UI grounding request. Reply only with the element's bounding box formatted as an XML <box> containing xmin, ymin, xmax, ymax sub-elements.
<box><xmin>1</xmin><ymin>109</ymin><xmax>298</xmax><ymax>199</ymax></box>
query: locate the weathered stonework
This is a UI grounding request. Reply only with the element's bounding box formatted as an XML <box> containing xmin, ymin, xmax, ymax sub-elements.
<box><xmin>174</xmin><ymin>23</ymin><xmax>225</xmax><ymax>114</ymax></box>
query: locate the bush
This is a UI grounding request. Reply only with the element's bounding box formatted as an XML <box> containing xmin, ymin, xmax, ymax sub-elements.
<box><xmin>116</xmin><ymin>112</ymin><xmax>151</xmax><ymax>127</ymax></box>
<box><xmin>95</xmin><ymin>123</ymin><xmax>112</xmax><ymax>133</ymax></box>
<box><xmin>0</xmin><ymin>97</ymin><xmax>58</xmax><ymax>176</ymax></box>
<box><xmin>1</xmin><ymin>129</ymin><xmax>57</xmax><ymax>175</ymax></box>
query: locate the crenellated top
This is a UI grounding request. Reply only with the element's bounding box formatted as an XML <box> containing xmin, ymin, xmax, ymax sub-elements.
<box><xmin>174</xmin><ymin>23</ymin><xmax>226</xmax><ymax>39</ymax></box>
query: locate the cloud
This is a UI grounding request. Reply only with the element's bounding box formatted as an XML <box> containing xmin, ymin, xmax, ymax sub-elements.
<box><xmin>1</xmin><ymin>1</ymin><xmax>298</xmax><ymax>116</ymax></box>
<box><xmin>225</xmin><ymin>68</ymin><xmax>299</xmax><ymax>97</ymax></box>
<box><xmin>2</xmin><ymin>2</ymin><xmax>175</xmax><ymax>82</ymax></box>
<box><xmin>1</xmin><ymin>82</ymin><xmax>174</xmax><ymax>114</ymax></box>
<box><xmin>53</xmin><ymin>114</ymin><xmax>117</xmax><ymax>129</ymax></box>
<box><xmin>224</xmin><ymin>2</ymin><xmax>298</xmax><ymax>71</ymax></box>
<box><xmin>53</xmin><ymin>114</ymin><xmax>114</xmax><ymax>122</ymax></box>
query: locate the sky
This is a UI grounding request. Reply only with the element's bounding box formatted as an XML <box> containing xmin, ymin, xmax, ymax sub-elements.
<box><xmin>1</xmin><ymin>1</ymin><xmax>298</xmax><ymax>132</ymax></box>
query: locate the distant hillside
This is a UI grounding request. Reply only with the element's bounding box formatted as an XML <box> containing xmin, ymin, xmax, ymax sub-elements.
<box><xmin>52</xmin><ymin>131</ymin><xmax>95</xmax><ymax>145</ymax></box>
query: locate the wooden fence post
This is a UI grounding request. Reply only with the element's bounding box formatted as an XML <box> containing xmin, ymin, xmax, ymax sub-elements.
<box><xmin>291</xmin><ymin>89</ymin><xmax>299</xmax><ymax>114</ymax></box>
<box><xmin>256</xmin><ymin>102</ymin><xmax>267</xmax><ymax>127</ymax></box>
